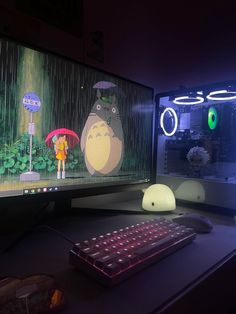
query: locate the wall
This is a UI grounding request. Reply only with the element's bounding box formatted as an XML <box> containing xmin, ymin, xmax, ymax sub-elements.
<box><xmin>0</xmin><ymin>0</ymin><xmax>236</xmax><ymax>93</ymax></box>
<box><xmin>83</xmin><ymin>0</ymin><xmax>236</xmax><ymax>92</ymax></box>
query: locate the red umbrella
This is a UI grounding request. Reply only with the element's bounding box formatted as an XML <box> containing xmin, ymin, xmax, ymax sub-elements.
<box><xmin>45</xmin><ymin>128</ymin><xmax>79</xmax><ymax>149</ymax></box>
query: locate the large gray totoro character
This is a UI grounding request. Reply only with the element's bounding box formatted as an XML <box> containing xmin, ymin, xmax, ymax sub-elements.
<box><xmin>81</xmin><ymin>89</ymin><xmax>124</xmax><ymax>175</ymax></box>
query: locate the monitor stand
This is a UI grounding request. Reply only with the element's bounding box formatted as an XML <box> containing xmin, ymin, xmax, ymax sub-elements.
<box><xmin>54</xmin><ymin>198</ymin><xmax>72</xmax><ymax>215</ymax></box>
<box><xmin>70</xmin><ymin>190</ymin><xmax>145</xmax><ymax>215</ymax></box>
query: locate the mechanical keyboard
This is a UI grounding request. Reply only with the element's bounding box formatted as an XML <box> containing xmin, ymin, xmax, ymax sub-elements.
<box><xmin>69</xmin><ymin>218</ymin><xmax>196</xmax><ymax>286</ymax></box>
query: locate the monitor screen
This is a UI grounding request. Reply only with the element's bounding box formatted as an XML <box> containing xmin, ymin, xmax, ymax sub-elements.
<box><xmin>0</xmin><ymin>36</ymin><xmax>154</xmax><ymax>205</ymax></box>
<box><xmin>156</xmin><ymin>81</ymin><xmax>236</xmax><ymax>214</ymax></box>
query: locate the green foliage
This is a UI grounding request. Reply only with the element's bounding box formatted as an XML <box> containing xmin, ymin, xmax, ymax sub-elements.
<box><xmin>0</xmin><ymin>133</ymin><xmax>85</xmax><ymax>176</ymax></box>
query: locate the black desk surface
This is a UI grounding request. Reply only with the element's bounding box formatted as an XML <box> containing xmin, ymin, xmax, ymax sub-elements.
<box><xmin>1</xmin><ymin>201</ymin><xmax>236</xmax><ymax>314</ymax></box>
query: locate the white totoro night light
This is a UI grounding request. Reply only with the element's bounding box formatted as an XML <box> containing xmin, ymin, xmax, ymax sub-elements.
<box><xmin>142</xmin><ymin>184</ymin><xmax>176</xmax><ymax>212</ymax></box>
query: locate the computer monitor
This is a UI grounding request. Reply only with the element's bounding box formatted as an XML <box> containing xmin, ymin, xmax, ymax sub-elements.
<box><xmin>0</xmin><ymin>36</ymin><xmax>154</xmax><ymax>215</ymax></box>
<box><xmin>156</xmin><ymin>80</ymin><xmax>236</xmax><ymax>215</ymax></box>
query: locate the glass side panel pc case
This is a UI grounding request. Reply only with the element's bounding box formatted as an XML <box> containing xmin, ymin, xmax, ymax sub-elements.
<box><xmin>156</xmin><ymin>81</ymin><xmax>236</xmax><ymax>214</ymax></box>
<box><xmin>0</xmin><ymin>36</ymin><xmax>154</xmax><ymax>207</ymax></box>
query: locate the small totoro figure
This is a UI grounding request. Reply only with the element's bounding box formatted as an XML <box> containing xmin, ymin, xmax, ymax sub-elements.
<box><xmin>81</xmin><ymin>89</ymin><xmax>124</xmax><ymax>175</ymax></box>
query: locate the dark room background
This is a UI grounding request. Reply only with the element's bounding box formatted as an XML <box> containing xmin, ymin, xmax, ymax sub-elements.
<box><xmin>0</xmin><ymin>0</ymin><xmax>236</xmax><ymax>93</ymax></box>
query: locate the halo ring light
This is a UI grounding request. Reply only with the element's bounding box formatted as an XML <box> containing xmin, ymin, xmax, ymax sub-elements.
<box><xmin>160</xmin><ymin>107</ymin><xmax>178</xmax><ymax>136</ymax></box>
<box><xmin>206</xmin><ymin>89</ymin><xmax>236</xmax><ymax>101</ymax></box>
<box><xmin>173</xmin><ymin>96</ymin><xmax>204</xmax><ymax>105</ymax></box>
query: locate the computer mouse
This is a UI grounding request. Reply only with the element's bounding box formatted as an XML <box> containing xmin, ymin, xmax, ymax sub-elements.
<box><xmin>172</xmin><ymin>213</ymin><xmax>213</xmax><ymax>233</ymax></box>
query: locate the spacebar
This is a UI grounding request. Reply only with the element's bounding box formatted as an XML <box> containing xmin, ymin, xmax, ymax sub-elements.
<box><xmin>135</xmin><ymin>236</ymin><xmax>174</xmax><ymax>258</ymax></box>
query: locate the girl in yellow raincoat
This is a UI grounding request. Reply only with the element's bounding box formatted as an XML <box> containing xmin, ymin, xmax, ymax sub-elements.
<box><xmin>53</xmin><ymin>135</ymin><xmax>68</xmax><ymax>179</ymax></box>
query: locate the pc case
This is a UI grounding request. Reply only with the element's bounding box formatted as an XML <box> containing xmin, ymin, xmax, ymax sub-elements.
<box><xmin>155</xmin><ymin>80</ymin><xmax>236</xmax><ymax>214</ymax></box>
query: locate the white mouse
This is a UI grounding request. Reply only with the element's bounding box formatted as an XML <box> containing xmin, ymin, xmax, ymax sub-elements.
<box><xmin>142</xmin><ymin>184</ymin><xmax>176</xmax><ymax>212</ymax></box>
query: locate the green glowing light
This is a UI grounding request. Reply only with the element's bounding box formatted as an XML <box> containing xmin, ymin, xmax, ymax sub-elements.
<box><xmin>208</xmin><ymin>107</ymin><xmax>218</xmax><ymax>130</ymax></box>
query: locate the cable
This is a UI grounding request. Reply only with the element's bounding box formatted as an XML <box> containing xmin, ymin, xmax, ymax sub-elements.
<box><xmin>1</xmin><ymin>224</ymin><xmax>75</xmax><ymax>254</ymax></box>
<box><xmin>0</xmin><ymin>202</ymin><xmax>54</xmax><ymax>254</ymax></box>
<box><xmin>36</xmin><ymin>225</ymin><xmax>75</xmax><ymax>245</ymax></box>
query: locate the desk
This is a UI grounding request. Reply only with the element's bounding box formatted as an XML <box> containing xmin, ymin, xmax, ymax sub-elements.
<box><xmin>1</xmin><ymin>202</ymin><xmax>236</xmax><ymax>314</ymax></box>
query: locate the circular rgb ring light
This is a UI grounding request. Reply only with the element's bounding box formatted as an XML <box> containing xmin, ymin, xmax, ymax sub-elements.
<box><xmin>160</xmin><ymin>107</ymin><xmax>178</xmax><ymax>136</ymax></box>
<box><xmin>173</xmin><ymin>96</ymin><xmax>204</xmax><ymax>105</ymax></box>
<box><xmin>208</xmin><ymin>107</ymin><xmax>218</xmax><ymax>130</ymax></box>
<box><xmin>206</xmin><ymin>90</ymin><xmax>236</xmax><ymax>101</ymax></box>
